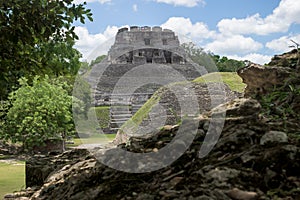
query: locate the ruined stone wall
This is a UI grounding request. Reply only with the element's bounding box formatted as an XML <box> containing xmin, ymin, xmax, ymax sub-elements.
<box><xmin>107</xmin><ymin>26</ymin><xmax>188</xmax><ymax>65</ymax></box>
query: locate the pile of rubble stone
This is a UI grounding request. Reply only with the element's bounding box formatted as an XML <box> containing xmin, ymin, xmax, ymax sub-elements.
<box><xmin>4</xmin><ymin>50</ymin><xmax>300</xmax><ymax>200</ymax></box>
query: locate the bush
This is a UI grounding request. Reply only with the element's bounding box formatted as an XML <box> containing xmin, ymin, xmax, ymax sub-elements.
<box><xmin>2</xmin><ymin>75</ymin><xmax>74</xmax><ymax>150</ymax></box>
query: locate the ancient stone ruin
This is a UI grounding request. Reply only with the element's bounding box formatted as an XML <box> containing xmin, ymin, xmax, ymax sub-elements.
<box><xmin>7</xmin><ymin>50</ymin><xmax>300</xmax><ymax>200</ymax></box>
<box><xmin>86</xmin><ymin>26</ymin><xmax>206</xmax><ymax>132</ymax></box>
<box><xmin>107</xmin><ymin>26</ymin><xmax>186</xmax><ymax>65</ymax></box>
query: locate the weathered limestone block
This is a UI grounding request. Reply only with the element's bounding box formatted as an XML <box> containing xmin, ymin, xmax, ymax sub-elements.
<box><xmin>9</xmin><ymin>95</ymin><xmax>300</xmax><ymax>200</ymax></box>
<box><xmin>25</xmin><ymin>148</ymin><xmax>90</xmax><ymax>187</ymax></box>
<box><xmin>31</xmin><ymin>138</ymin><xmax>64</xmax><ymax>154</ymax></box>
<box><xmin>238</xmin><ymin>63</ymin><xmax>292</xmax><ymax>98</ymax></box>
<box><xmin>260</xmin><ymin>131</ymin><xmax>288</xmax><ymax>145</ymax></box>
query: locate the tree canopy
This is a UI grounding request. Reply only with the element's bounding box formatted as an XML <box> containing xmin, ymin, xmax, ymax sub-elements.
<box><xmin>182</xmin><ymin>42</ymin><xmax>218</xmax><ymax>73</ymax></box>
<box><xmin>0</xmin><ymin>0</ymin><xmax>93</xmax><ymax>99</ymax></box>
<box><xmin>182</xmin><ymin>42</ymin><xmax>246</xmax><ymax>73</ymax></box>
<box><xmin>212</xmin><ymin>55</ymin><xmax>246</xmax><ymax>72</ymax></box>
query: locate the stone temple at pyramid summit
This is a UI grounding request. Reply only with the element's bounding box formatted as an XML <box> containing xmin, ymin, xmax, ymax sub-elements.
<box><xmin>86</xmin><ymin>26</ymin><xmax>207</xmax><ymax>132</ymax></box>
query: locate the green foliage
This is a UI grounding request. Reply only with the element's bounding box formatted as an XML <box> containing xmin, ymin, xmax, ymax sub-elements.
<box><xmin>0</xmin><ymin>0</ymin><xmax>93</xmax><ymax>99</ymax></box>
<box><xmin>261</xmin><ymin>79</ymin><xmax>300</xmax><ymax>131</ymax></box>
<box><xmin>118</xmin><ymin>89</ymin><xmax>161</xmax><ymax>134</ymax></box>
<box><xmin>2</xmin><ymin>75</ymin><xmax>74</xmax><ymax>149</ymax></box>
<box><xmin>72</xmin><ymin>75</ymin><xmax>91</xmax><ymax>118</ymax></box>
<box><xmin>212</xmin><ymin>55</ymin><xmax>246</xmax><ymax>72</ymax></box>
<box><xmin>119</xmin><ymin>72</ymin><xmax>246</xmax><ymax>135</ymax></box>
<box><xmin>78</xmin><ymin>61</ymin><xmax>91</xmax><ymax>75</ymax></box>
<box><xmin>193</xmin><ymin>72</ymin><xmax>246</xmax><ymax>93</ymax></box>
<box><xmin>32</xmin><ymin>40</ymin><xmax>82</xmax><ymax>76</ymax></box>
<box><xmin>181</xmin><ymin>42</ymin><xmax>218</xmax><ymax>73</ymax></box>
<box><xmin>90</xmin><ymin>55</ymin><xmax>106</xmax><ymax>67</ymax></box>
<box><xmin>181</xmin><ymin>42</ymin><xmax>246</xmax><ymax>73</ymax></box>
<box><xmin>77</xmin><ymin>55</ymin><xmax>106</xmax><ymax>78</ymax></box>
<box><xmin>0</xmin><ymin>101</ymin><xmax>10</xmax><ymax>136</ymax></box>
<box><xmin>94</xmin><ymin>106</ymin><xmax>110</xmax><ymax>128</ymax></box>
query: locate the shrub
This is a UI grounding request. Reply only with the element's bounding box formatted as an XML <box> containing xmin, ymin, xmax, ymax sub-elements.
<box><xmin>3</xmin><ymin>75</ymin><xmax>74</xmax><ymax>150</ymax></box>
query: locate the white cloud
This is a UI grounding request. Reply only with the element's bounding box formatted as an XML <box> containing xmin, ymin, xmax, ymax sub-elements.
<box><xmin>161</xmin><ymin>17</ymin><xmax>267</xmax><ymax>64</ymax></box>
<box><xmin>228</xmin><ymin>54</ymin><xmax>272</xmax><ymax>65</ymax></box>
<box><xmin>161</xmin><ymin>17</ymin><xmax>216</xmax><ymax>43</ymax></box>
<box><xmin>133</xmin><ymin>4</ymin><xmax>138</xmax><ymax>12</ymax></box>
<box><xmin>74</xmin><ymin>26</ymin><xmax>119</xmax><ymax>61</ymax></box>
<box><xmin>205</xmin><ymin>35</ymin><xmax>263</xmax><ymax>55</ymax></box>
<box><xmin>154</xmin><ymin>0</ymin><xmax>205</xmax><ymax>7</ymax></box>
<box><xmin>266</xmin><ymin>34</ymin><xmax>300</xmax><ymax>53</ymax></box>
<box><xmin>217</xmin><ymin>0</ymin><xmax>300</xmax><ymax>35</ymax></box>
<box><xmin>73</xmin><ymin>0</ymin><xmax>111</xmax><ymax>4</ymax></box>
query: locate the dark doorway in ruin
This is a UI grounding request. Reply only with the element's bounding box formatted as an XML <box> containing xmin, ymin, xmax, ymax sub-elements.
<box><xmin>144</xmin><ymin>38</ymin><xmax>150</xmax><ymax>45</ymax></box>
<box><xmin>164</xmin><ymin>50</ymin><xmax>172</xmax><ymax>63</ymax></box>
<box><xmin>153</xmin><ymin>49</ymin><xmax>159</xmax><ymax>57</ymax></box>
<box><xmin>146</xmin><ymin>50</ymin><xmax>153</xmax><ymax>63</ymax></box>
<box><xmin>128</xmin><ymin>51</ymin><xmax>133</xmax><ymax>63</ymax></box>
<box><xmin>162</xmin><ymin>39</ymin><xmax>167</xmax><ymax>45</ymax></box>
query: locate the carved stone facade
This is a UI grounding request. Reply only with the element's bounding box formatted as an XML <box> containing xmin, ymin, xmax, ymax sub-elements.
<box><xmin>107</xmin><ymin>26</ymin><xmax>186</xmax><ymax>64</ymax></box>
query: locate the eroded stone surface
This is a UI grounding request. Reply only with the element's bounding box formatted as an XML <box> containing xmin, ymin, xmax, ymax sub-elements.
<box><xmin>7</xmin><ymin>97</ymin><xmax>299</xmax><ymax>200</ymax></box>
<box><xmin>6</xmin><ymin>50</ymin><xmax>300</xmax><ymax>200</ymax></box>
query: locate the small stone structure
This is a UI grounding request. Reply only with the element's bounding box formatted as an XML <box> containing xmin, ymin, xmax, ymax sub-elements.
<box><xmin>87</xmin><ymin>26</ymin><xmax>206</xmax><ymax>132</ymax></box>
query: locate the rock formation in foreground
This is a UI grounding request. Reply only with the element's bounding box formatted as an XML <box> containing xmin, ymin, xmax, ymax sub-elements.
<box><xmin>4</xmin><ymin>50</ymin><xmax>300</xmax><ymax>200</ymax></box>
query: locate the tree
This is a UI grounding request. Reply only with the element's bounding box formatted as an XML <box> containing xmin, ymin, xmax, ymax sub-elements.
<box><xmin>72</xmin><ymin>75</ymin><xmax>91</xmax><ymax>119</ymax></box>
<box><xmin>90</xmin><ymin>55</ymin><xmax>106</xmax><ymax>67</ymax></box>
<box><xmin>0</xmin><ymin>0</ymin><xmax>93</xmax><ymax>99</ymax></box>
<box><xmin>181</xmin><ymin>42</ymin><xmax>218</xmax><ymax>73</ymax></box>
<box><xmin>181</xmin><ymin>43</ymin><xmax>246</xmax><ymax>73</ymax></box>
<box><xmin>212</xmin><ymin>55</ymin><xmax>245</xmax><ymax>72</ymax></box>
<box><xmin>2</xmin><ymin>75</ymin><xmax>74</xmax><ymax>150</ymax></box>
<box><xmin>32</xmin><ymin>40</ymin><xmax>83</xmax><ymax>76</ymax></box>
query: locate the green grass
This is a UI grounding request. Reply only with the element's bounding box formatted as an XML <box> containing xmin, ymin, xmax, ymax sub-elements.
<box><xmin>66</xmin><ymin>134</ymin><xmax>116</xmax><ymax>148</ymax></box>
<box><xmin>119</xmin><ymin>87</ymin><xmax>163</xmax><ymax>134</ymax></box>
<box><xmin>193</xmin><ymin>72</ymin><xmax>246</xmax><ymax>93</ymax></box>
<box><xmin>75</xmin><ymin>106</ymin><xmax>111</xmax><ymax>135</ymax></box>
<box><xmin>0</xmin><ymin>161</ymin><xmax>25</xmax><ymax>199</ymax></box>
<box><xmin>0</xmin><ymin>134</ymin><xmax>115</xmax><ymax>198</ymax></box>
<box><xmin>75</xmin><ymin>134</ymin><xmax>116</xmax><ymax>144</ymax></box>
<box><xmin>94</xmin><ymin>106</ymin><xmax>110</xmax><ymax>128</ymax></box>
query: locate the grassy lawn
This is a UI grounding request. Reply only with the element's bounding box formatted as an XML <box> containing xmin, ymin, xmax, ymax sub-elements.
<box><xmin>66</xmin><ymin>134</ymin><xmax>116</xmax><ymax>148</ymax></box>
<box><xmin>0</xmin><ymin>134</ymin><xmax>115</xmax><ymax>199</ymax></box>
<box><xmin>0</xmin><ymin>161</ymin><xmax>25</xmax><ymax>199</ymax></box>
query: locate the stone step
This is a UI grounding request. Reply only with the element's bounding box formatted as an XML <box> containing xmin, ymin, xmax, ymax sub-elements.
<box><xmin>110</xmin><ymin>123</ymin><xmax>126</xmax><ymax>128</ymax></box>
<box><xmin>110</xmin><ymin>127</ymin><xmax>121</xmax><ymax>132</ymax></box>
<box><xmin>110</xmin><ymin>103</ymin><xmax>131</xmax><ymax>106</ymax></box>
<box><xmin>111</xmin><ymin>118</ymin><xmax>131</xmax><ymax>122</ymax></box>
<box><xmin>110</xmin><ymin>108</ymin><xmax>132</xmax><ymax>112</ymax></box>
<box><xmin>111</xmin><ymin>112</ymin><xmax>131</xmax><ymax>116</ymax></box>
<box><xmin>111</xmin><ymin>113</ymin><xmax>132</xmax><ymax>117</ymax></box>
<box><xmin>132</xmin><ymin>104</ymin><xmax>145</xmax><ymax>107</ymax></box>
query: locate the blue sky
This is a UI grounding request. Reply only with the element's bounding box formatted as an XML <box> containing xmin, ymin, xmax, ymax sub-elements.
<box><xmin>73</xmin><ymin>0</ymin><xmax>300</xmax><ymax>64</ymax></box>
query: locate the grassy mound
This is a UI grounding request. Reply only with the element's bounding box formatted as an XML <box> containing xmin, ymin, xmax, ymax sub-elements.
<box><xmin>119</xmin><ymin>72</ymin><xmax>245</xmax><ymax>136</ymax></box>
<box><xmin>193</xmin><ymin>72</ymin><xmax>246</xmax><ymax>93</ymax></box>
